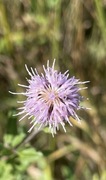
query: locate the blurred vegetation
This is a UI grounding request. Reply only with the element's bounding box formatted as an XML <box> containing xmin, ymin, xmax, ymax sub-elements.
<box><xmin>0</xmin><ymin>0</ymin><xmax>106</xmax><ymax>179</ymax></box>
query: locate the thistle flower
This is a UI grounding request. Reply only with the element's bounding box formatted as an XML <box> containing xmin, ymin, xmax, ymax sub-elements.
<box><xmin>9</xmin><ymin>60</ymin><xmax>89</xmax><ymax>136</ymax></box>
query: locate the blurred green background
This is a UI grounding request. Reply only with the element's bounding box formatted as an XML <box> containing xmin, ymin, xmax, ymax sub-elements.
<box><xmin>0</xmin><ymin>0</ymin><xmax>106</xmax><ymax>179</ymax></box>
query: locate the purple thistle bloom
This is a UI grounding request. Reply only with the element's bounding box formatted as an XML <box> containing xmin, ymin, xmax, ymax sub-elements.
<box><xmin>9</xmin><ymin>60</ymin><xmax>89</xmax><ymax>136</ymax></box>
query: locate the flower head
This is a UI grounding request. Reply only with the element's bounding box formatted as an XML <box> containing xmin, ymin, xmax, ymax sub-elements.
<box><xmin>10</xmin><ymin>60</ymin><xmax>89</xmax><ymax>136</ymax></box>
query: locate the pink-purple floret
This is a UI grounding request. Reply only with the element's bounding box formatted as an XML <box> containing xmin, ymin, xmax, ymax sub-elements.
<box><xmin>10</xmin><ymin>60</ymin><xmax>89</xmax><ymax>136</ymax></box>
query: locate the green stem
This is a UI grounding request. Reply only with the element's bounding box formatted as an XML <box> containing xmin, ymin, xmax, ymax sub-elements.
<box><xmin>0</xmin><ymin>1</ymin><xmax>13</xmax><ymax>52</ymax></box>
<box><xmin>94</xmin><ymin>0</ymin><xmax>106</xmax><ymax>46</ymax></box>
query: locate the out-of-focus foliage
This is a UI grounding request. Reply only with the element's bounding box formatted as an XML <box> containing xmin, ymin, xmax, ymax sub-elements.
<box><xmin>0</xmin><ymin>133</ymin><xmax>51</xmax><ymax>180</ymax></box>
<box><xmin>0</xmin><ymin>0</ymin><xmax>106</xmax><ymax>179</ymax></box>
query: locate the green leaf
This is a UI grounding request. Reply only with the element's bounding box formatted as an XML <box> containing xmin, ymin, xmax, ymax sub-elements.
<box><xmin>3</xmin><ymin>133</ymin><xmax>25</xmax><ymax>147</ymax></box>
<box><xmin>3</xmin><ymin>134</ymin><xmax>13</xmax><ymax>146</ymax></box>
<box><xmin>11</xmin><ymin>133</ymin><xmax>25</xmax><ymax>147</ymax></box>
<box><xmin>18</xmin><ymin>147</ymin><xmax>43</xmax><ymax>168</ymax></box>
<box><xmin>0</xmin><ymin>160</ymin><xmax>14</xmax><ymax>180</ymax></box>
